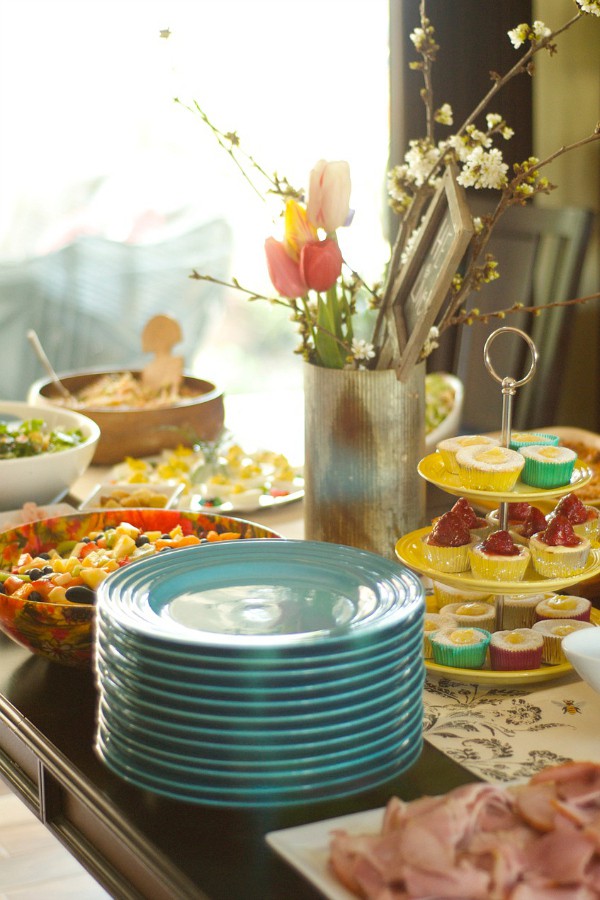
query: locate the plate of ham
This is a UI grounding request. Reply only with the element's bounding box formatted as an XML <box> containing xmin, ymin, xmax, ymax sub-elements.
<box><xmin>267</xmin><ymin>760</ymin><xmax>600</xmax><ymax>899</ymax></box>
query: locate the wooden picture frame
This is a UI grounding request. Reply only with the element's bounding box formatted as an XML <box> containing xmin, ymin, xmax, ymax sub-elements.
<box><xmin>392</xmin><ymin>163</ymin><xmax>474</xmax><ymax>381</ymax></box>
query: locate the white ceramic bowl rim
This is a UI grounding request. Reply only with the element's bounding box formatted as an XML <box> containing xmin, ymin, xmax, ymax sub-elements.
<box><xmin>0</xmin><ymin>399</ymin><xmax>100</xmax><ymax>466</ymax></box>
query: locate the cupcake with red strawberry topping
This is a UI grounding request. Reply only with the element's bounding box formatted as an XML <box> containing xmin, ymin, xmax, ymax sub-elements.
<box><xmin>468</xmin><ymin>529</ymin><xmax>531</xmax><ymax>582</ymax></box>
<box><xmin>529</xmin><ymin>515</ymin><xmax>591</xmax><ymax>579</ymax></box>
<box><xmin>547</xmin><ymin>492</ymin><xmax>599</xmax><ymax>541</ymax></box>
<box><xmin>486</xmin><ymin>502</ymin><xmax>547</xmax><ymax>546</ymax></box>
<box><xmin>448</xmin><ymin>497</ymin><xmax>489</xmax><ymax>541</ymax></box>
<box><xmin>422</xmin><ymin>511</ymin><xmax>475</xmax><ymax>573</ymax></box>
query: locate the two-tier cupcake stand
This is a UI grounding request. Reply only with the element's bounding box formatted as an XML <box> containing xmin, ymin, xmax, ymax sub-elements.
<box><xmin>395</xmin><ymin>327</ymin><xmax>600</xmax><ymax>685</ymax></box>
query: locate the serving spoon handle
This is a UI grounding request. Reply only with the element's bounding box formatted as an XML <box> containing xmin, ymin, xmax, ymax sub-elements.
<box><xmin>27</xmin><ymin>330</ymin><xmax>76</xmax><ymax>402</ymax></box>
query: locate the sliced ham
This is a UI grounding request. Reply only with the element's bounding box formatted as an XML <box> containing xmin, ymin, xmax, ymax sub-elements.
<box><xmin>328</xmin><ymin>761</ymin><xmax>600</xmax><ymax>899</ymax></box>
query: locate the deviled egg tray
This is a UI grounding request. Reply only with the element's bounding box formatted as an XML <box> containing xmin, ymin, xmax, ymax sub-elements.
<box><xmin>395</xmin><ymin>451</ymin><xmax>600</xmax><ymax>685</ymax></box>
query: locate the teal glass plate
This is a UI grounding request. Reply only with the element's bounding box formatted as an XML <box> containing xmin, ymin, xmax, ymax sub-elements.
<box><xmin>96</xmin><ymin>539</ymin><xmax>424</xmax><ymax>652</ymax></box>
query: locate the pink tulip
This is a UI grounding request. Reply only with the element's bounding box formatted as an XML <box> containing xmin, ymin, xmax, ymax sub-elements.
<box><xmin>307</xmin><ymin>160</ymin><xmax>351</xmax><ymax>234</ymax></box>
<box><xmin>300</xmin><ymin>238</ymin><xmax>343</xmax><ymax>293</ymax></box>
<box><xmin>264</xmin><ymin>237</ymin><xmax>308</xmax><ymax>299</ymax></box>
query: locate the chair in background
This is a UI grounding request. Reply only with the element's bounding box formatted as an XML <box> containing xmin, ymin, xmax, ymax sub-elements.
<box><xmin>427</xmin><ymin>199</ymin><xmax>595</xmax><ymax>432</ymax></box>
<box><xmin>0</xmin><ymin>218</ymin><xmax>232</xmax><ymax>401</ymax></box>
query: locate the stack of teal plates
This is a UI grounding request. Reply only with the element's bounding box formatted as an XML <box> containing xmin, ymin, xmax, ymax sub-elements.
<box><xmin>94</xmin><ymin>539</ymin><xmax>425</xmax><ymax>808</ymax></box>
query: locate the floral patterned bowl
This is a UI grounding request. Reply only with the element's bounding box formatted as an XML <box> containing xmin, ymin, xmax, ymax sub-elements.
<box><xmin>0</xmin><ymin>509</ymin><xmax>282</xmax><ymax>667</ymax></box>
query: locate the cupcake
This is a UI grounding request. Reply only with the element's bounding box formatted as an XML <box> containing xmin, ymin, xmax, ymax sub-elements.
<box><xmin>547</xmin><ymin>492</ymin><xmax>600</xmax><ymax>542</ymax></box>
<box><xmin>440</xmin><ymin>601</ymin><xmax>496</xmax><ymax>632</ymax></box>
<box><xmin>535</xmin><ymin>593</ymin><xmax>592</xmax><ymax>623</ymax></box>
<box><xmin>520</xmin><ymin>445</ymin><xmax>577</xmax><ymax>489</ymax></box>
<box><xmin>469</xmin><ymin>530</ymin><xmax>531</xmax><ymax>582</ymax></box>
<box><xmin>423</xmin><ymin>613</ymin><xmax>444</xmax><ymax>658</ymax></box>
<box><xmin>432</xmin><ymin>581</ymin><xmax>492</xmax><ymax>611</ymax></box>
<box><xmin>529</xmin><ymin>516</ymin><xmax>591</xmax><ymax>579</ymax></box>
<box><xmin>501</xmin><ymin>592</ymin><xmax>554</xmax><ymax>630</ymax></box>
<box><xmin>509</xmin><ymin>432</ymin><xmax>560</xmax><ymax>452</ymax></box>
<box><xmin>489</xmin><ymin>629</ymin><xmax>544</xmax><ymax>671</ymax></box>
<box><xmin>422</xmin><ymin>511</ymin><xmax>475</xmax><ymax>573</ymax></box>
<box><xmin>436</xmin><ymin>435</ymin><xmax>500</xmax><ymax>475</ymax></box>
<box><xmin>429</xmin><ymin>627</ymin><xmax>491</xmax><ymax>669</ymax></box>
<box><xmin>447</xmin><ymin>497</ymin><xmax>489</xmax><ymax>541</ymax></box>
<box><xmin>455</xmin><ymin>445</ymin><xmax>525</xmax><ymax>492</ymax></box>
<box><xmin>532</xmin><ymin>618</ymin><xmax>595</xmax><ymax>664</ymax></box>
<box><xmin>486</xmin><ymin>503</ymin><xmax>547</xmax><ymax>546</ymax></box>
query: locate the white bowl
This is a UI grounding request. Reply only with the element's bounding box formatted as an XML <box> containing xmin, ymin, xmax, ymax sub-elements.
<box><xmin>562</xmin><ymin>626</ymin><xmax>600</xmax><ymax>694</ymax></box>
<box><xmin>0</xmin><ymin>400</ymin><xmax>100</xmax><ymax>511</ymax></box>
<box><xmin>425</xmin><ymin>373</ymin><xmax>464</xmax><ymax>454</ymax></box>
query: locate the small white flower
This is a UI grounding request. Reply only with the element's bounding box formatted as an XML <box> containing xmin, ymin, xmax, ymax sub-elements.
<box><xmin>421</xmin><ymin>326</ymin><xmax>440</xmax><ymax>359</ymax></box>
<box><xmin>351</xmin><ymin>339</ymin><xmax>376</xmax><ymax>362</ymax></box>
<box><xmin>457</xmin><ymin>146</ymin><xmax>508</xmax><ymax>190</ymax></box>
<box><xmin>532</xmin><ymin>20</ymin><xmax>551</xmax><ymax>39</ymax></box>
<box><xmin>486</xmin><ymin>113</ymin><xmax>502</xmax><ymax>129</ymax></box>
<box><xmin>404</xmin><ymin>139</ymin><xmax>441</xmax><ymax>187</ymax></box>
<box><xmin>434</xmin><ymin>103</ymin><xmax>453</xmax><ymax>126</ymax></box>
<box><xmin>410</xmin><ymin>27</ymin><xmax>427</xmax><ymax>50</ymax></box>
<box><xmin>501</xmin><ymin>126</ymin><xmax>515</xmax><ymax>140</ymax></box>
<box><xmin>576</xmin><ymin>0</ymin><xmax>600</xmax><ymax>15</ymax></box>
<box><xmin>508</xmin><ymin>23</ymin><xmax>529</xmax><ymax>48</ymax></box>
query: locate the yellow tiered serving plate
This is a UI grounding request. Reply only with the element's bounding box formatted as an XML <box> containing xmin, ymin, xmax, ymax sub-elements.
<box><xmin>417</xmin><ymin>452</ymin><xmax>593</xmax><ymax>504</ymax></box>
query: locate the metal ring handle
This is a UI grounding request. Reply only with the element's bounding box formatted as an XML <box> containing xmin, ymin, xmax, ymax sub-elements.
<box><xmin>483</xmin><ymin>326</ymin><xmax>538</xmax><ymax>388</ymax></box>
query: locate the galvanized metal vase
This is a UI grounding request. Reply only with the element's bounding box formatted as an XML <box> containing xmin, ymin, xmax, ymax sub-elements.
<box><xmin>304</xmin><ymin>361</ymin><xmax>426</xmax><ymax>559</ymax></box>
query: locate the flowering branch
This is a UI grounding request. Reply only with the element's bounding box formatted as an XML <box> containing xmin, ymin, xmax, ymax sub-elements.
<box><xmin>448</xmin><ymin>291</ymin><xmax>600</xmax><ymax>329</ymax></box>
<box><xmin>383</xmin><ymin>1</ymin><xmax>600</xmax><ymax>366</ymax></box>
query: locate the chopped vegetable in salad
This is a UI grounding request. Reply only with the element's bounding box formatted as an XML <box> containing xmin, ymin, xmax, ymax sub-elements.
<box><xmin>0</xmin><ymin>419</ymin><xmax>85</xmax><ymax>459</ymax></box>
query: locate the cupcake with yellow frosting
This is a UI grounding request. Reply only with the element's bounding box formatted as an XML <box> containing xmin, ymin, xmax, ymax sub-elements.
<box><xmin>440</xmin><ymin>601</ymin><xmax>496</xmax><ymax>632</ymax></box>
<box><xmin>535</xmin><ymin>593</ymin><xmax>592</xmax><ymax>623</ymax></box>
<box><xmin>489</xmin><ymin>629</ymin><xmax>544</xmax><ymax>671</ymax></box>
<box><xmin>520</xmin><ymin>445</ymin><xmax>577</xmax><ymax>489</ymax></box>
<box><xmin>432</xmin><ymin>581</ymin><xmax>492</xmax><ymax>611</ymax></box>
<box><xmin>423</xmin><ymin>613</ymin><xmax>444</xmax><ymax>658</ymax></box>
<box><xmin>509</xmin><ymin>432</ymin><xmax>559</xmax><ymax>452</ymax></box>
<box><xmin>532</xmin><ymin>618</ymin><xmax>595</xmax><ymax>664</ymax></box>
<box><xmin>501</xmin><ymin>592</ymin><xmax>554</xmax><ymax>630</ymax></box>
<box><xmin>455</xmin><ymin>445</ymin><xmax>525</xmax><ymax>492</ymax></box>
<box><xmin>429</xmin><ymin>627</ymin><xmax>491</xmax><ymax>669</ymax></box>
<box><xmin>436</xmin><ymin>435</ymin><xmax>500</xmax><ymax>475</ymax></box>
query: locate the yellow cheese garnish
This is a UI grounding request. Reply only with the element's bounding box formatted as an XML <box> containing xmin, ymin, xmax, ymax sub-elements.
<box><xmin>552</xmin><ymin>624</ymin><xmax>576</xmax><ymax>637</ymax></box>
<box><xmin>449</xmin><ymin>628</ymin><xmax>479</xmax><ymax>645</ymax></box>
<box><xmin>539</xmin><ymin>447</ymin><xmax>561</xmax><ymax>459</ymax></box>
<box><xmin>459</xmin><ymin>435</ymin><xmax>490</xmax><ymax>447</ymax></box>
<box><xmin>547</xmin><ymin>596</ymin><xmax>577</xmax><ymax>610</ymax></box>
<box><xmin>504</xmin><ymin>632</ymin><xmax>526</xmax><ymax>645</ymax></box>
<box><xmin>456</xmin><ymin>603</ymin><xmax>490</xmax><ymax>616</ymax></box>
<box><xmin>475</xmin><ymin>447</ymin><xmax>508</xmax><ymax>463</ymax></box>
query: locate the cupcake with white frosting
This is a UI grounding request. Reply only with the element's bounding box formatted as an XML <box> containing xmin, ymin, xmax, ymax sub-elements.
<box><xmin>455</xmin><ymin>445</ymin><xmax>525</xmax><ymax>492</ymax></box>
<box><xmin>532</xmin><ymin>618</ymin><xmax>595</xmax><ymax>664</ymax></box>
<box><xmin>436</xmin><ymin>435</ymin><xmax>500</xmax><ymax>475</ymax></box>
<box><xmin>489</xmin><ymin>629</ymin><xmax>544</xmax><ymax>671</ymax></box>
<box><xmin>520</xmin><ymin>444</ymin><xmax>577</xmax><ymax>489</ymax></box>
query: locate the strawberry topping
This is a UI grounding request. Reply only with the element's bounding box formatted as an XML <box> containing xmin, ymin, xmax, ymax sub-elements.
<box><xmin>538</xmin><ymin>515</ymin><xmax>582</xmax><ymax>547</ymax></box>
<box><xmin>427</xmin><ymin>511</ymin><xmax>472</xmax><ymax>547</ymax></box>
<box><xmin>552</xmin><ymin>492</ymin><xmax>594</xmax><ymax>525</ymax></box>
<box><xmin>450</xmin><ymin>497</ymin><xmax>487</xmax><ymax>530</ymax></box>
<box><xmin>480</xmin><ymin>529</ymin><xmax>521</xmax><ymax>556</ymax></box>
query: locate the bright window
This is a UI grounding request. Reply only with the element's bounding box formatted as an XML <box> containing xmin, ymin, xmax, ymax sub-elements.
<box><xmin>0</xmin><ymin>0</ymin><xmax>390</xmax><ymax>393</ymax></box>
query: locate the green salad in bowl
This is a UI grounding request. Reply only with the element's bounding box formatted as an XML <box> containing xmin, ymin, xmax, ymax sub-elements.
<box><xmin>425</xmin><ymin>373</ymin><xmax>463</xmax><ymax>453</ymax></box>
<box><xmin>0</xmin><ymin>417</ymin><xmax>85</xmax><ymax>459</ymax></box>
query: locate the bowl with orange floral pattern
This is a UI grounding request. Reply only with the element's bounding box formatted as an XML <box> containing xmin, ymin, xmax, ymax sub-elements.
<box><xmin>0</xmin><ymin>509</ymin><xmax>281</xmax><ymax>667</ymax></box>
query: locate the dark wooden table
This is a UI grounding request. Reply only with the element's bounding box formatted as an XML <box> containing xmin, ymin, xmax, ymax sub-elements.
<box><xmin>0</xmin><ymin>632</ymin><xmax>475</xmax><ymax>900</ymax></box>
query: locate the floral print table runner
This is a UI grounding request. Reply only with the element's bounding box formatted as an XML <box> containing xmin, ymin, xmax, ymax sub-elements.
<box><xmin>423</xmin><ymin>672</ymin><xmax>600</xmax><ymax>784</ymax></box>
